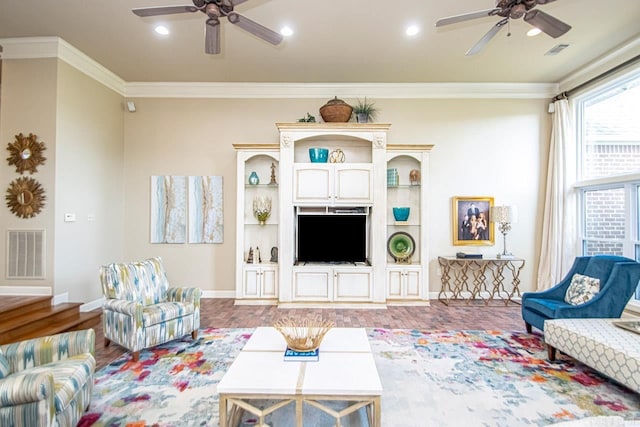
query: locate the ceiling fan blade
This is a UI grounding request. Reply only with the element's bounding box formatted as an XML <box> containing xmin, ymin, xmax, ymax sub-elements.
<box><xmin>226</xmin><ymin>12</ymin><xmax>283</xmax><ymax>45</ymax></box>
<box><xmin>205</xmin><ymin>18</ymin><xmax>221</xmax><ymax>54</ymax></box>
<box><xmin>524</xmin><ymin>9</ymin><xmax>571</xmax><ymax>38</ymax></box>
<box><xmin>465</xmin><ymin>18</ymin><xmax>508</xmax><ymax>56</ymax></box>
<box><xmin>230</xmin><ymin>0</ymin><xmax>251</xmax><ymax>6</ymax></box>
<box><xmin>132</xmin><ymin>5</ymin><xmax>199</xmax><ymax>17</ymax></box>
<box><xmin>435</xmin><ymin>8</ymin><xmax>500</xmax><ymax>27</ymax></box>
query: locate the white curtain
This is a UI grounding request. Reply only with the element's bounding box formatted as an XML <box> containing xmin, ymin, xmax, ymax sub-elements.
<box><xmin>536</xmin><ymin>98</ymin><xmax>578</xmax><ymax>290</ymax></box>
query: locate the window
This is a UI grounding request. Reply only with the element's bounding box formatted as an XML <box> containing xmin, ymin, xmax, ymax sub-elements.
<box><xmin>575</xmin><ymin>66</ymin><xmax>640</xmax><ymax>307</ymax></box>
<box><xmin>581</xmin><ymin>186</ymin><xmax>625</xmax><ymax>256</ymax></box>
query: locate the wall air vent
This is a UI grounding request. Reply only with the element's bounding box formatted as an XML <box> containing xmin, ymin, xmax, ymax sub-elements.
<box><xmin>545</xmin><ymin>43</ymin><xmax>570</xmax><ymax>56</ymax></box>
<box><xmin>6</xmin><ymin>229</ymin><xmax>45</xmax><ymax>279</ymax></box>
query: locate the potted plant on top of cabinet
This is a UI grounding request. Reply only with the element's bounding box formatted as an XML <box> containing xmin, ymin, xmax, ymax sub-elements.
<box><xmin>353</xmin><ymin>97</ymin><xmax>378</xmax><ymax>123</ymax></box>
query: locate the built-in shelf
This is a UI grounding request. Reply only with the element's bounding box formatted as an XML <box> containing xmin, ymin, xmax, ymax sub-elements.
<box><xmin>235</xmin><ymin>126</ymin><xmax>434</xmax><ymax>307</ymax></box>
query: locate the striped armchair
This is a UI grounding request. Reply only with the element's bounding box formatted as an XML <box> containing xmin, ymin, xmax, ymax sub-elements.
<box><xmin>99</xmin><ymin>256</ymin><xmax>201</xmax><ymax>362</ymax></box>
<box><xmin>0</xmin><ymin>329</ymin><xmax>96</xmax><ymax>427</ymax></box>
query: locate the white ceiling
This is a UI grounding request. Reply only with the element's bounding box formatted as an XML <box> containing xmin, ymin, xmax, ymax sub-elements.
<box><xmin>0</xmin><ymin>0</ymin><xmax>639</xmax><ymax>85</ymax></box>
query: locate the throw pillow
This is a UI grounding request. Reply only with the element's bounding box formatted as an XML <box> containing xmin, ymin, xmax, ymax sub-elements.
<box><xmin>0</xmin><ymin>351</ymin><xmax>9</xmax><ymax>379</ymax></box>
<box><xmin>564</xmin><ymin>273</ymin><xmax>601</xmax><ymax>305</ymax></box>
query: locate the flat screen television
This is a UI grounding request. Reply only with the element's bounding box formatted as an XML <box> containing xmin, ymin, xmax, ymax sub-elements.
<box><xmin>297</xmin><ymin>214</ymin><xmax>367</xmax><ymax>264</ymax></box>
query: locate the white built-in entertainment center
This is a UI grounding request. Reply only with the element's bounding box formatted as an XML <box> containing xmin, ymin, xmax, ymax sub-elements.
<box><xmin>234</xmin><ymin>123</ymin><xmax>433</xmax><ymax>307</ymax></box>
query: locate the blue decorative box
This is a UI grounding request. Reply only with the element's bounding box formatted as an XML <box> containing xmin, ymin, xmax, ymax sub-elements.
<box><xmin>387</xmin><ymin>168</ymin><xmax>399</xmax><ymax>187</ymax></box>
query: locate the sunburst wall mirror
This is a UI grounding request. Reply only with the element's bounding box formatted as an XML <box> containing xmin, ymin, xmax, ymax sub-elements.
<box><xmin>6</xmin><ymin>133</ymin><xmax>47</xmax><ymax>174</ymax></box>
<box><xmin>6</xmin><ymin>177</ymin><xmax>46</xmax><ymax>218</ymax></box>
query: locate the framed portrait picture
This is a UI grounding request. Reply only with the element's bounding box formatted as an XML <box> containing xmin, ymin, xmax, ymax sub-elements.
<box><xmin>452</xmin><ymin>196</ymin><xmax>495</xmax><ymax>246</ymax></box>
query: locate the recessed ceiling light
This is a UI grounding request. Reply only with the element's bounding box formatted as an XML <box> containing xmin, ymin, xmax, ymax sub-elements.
<box><xmin>280</xmin><ymin>26</ymin><xmax>294</xmax><ymax>37</ymax></box>
<box><xmin>406</xmin><ymin>25</ymin><xmax>420</xmax><ymax>36</ymax></box>
<box><xmin>155</xmin><ymin>25</ymin><xmax>169</xmax><ymax>35</ymax></box>
<box><xmin>527</xmin><ymin>27</ymin><xmax>542</xmax><ymax>36</ymax></box>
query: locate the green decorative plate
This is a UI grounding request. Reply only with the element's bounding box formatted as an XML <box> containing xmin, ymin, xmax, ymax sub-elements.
<box><xmin>387</xmin><ymin>232</ymin><xmax>415</xmax><ymax>261</ymax></box>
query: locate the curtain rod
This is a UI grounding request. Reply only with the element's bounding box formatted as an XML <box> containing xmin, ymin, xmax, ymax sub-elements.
<box><xmin>553</xmin><ymin>53</ymin><xmax>640</xmax><ymax>101</ymax></box>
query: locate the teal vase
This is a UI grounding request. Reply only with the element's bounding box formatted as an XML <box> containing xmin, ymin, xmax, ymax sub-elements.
<box><xmin>248</xmin><ymin>171</ymin><xmax>259</xmax><ymax>185</ymax></box>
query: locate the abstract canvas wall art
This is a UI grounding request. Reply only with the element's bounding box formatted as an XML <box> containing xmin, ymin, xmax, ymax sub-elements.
<box><xmin>150</xmin><ymin>176</ymin><xmax>187</xmax><ymax>243</ymax></box>
<box><xmin>188</xmin><ymin>176</ymin><xmax>223</xmax><ymax>243</ymax></box>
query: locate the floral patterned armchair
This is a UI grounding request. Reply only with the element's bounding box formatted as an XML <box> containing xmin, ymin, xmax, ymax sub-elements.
<box><xmin>99</xmin><ymin>256</ymin><xmax>201</xmax><ymax>362</ymax></box>
<box><xmin>0</xmin><ymin>329</ymin><xmax>96</xmax><ymax>427</ymax></box>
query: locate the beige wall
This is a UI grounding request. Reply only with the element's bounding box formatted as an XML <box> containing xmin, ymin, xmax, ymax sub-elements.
<box><xmin>0</xmin><ymin>54</ymin><xmax>551</xmax><ymax>303</ymax></box>
<box><xmin>0</xmin><ymin>58</ymin><xmax>124</xmax><ymax>302</ymax></box>
<box><xmin>54</xmin><ymin>61</ymin><xmax>125</xmax><ymax>301</ymax></box>
<box><xmin>0</xmin><ymin>58</ymin><xmax>58</xmax><ymax>292</ymax></box>
<box><xmin>123</xmin><ymin>97</ymin><xmax>549</xmax><ymax>296</ymax></box>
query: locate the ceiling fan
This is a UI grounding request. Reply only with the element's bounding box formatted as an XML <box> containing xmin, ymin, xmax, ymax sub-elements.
<box><xmin>132</xmin><ymin>0</ymin><xmax>283</xmax><ymax>54</ymax></box>
<box><xmin>435</xmin><ymin>0</ymin><xmax>571</xmax><ymax>56</ymax></box>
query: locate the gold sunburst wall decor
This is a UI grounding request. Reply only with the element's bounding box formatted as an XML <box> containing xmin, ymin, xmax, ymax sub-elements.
<box><xmin>6</xmin><ymin>177</ymin><xmax>46</xmax><ymax>218</ymax></box>
<box><xmin>7</xmin><ymin>133</ymin><xmax>47</xmax><ymax>174</ymax></box>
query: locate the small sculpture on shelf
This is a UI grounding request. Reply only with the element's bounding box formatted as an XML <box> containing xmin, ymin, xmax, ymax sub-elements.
<box><xmin>247</xmin><ymin>247</ymin><xmax>254</xmax><ymax>263</ymax></box>
<box><xmin>270</xmin><ymin>246</ymin><xmax>278</xmax><ymax>263</ymax></box>
<box><xmin>329</xmin><ymin>149</ymin><xmax>345</xmax><ymax>163</ymax></box>
<box><xmin>269</xmin><ymin>162</ymin><xmax>277</xmax><ymax>185</ymax></box>
<box><xmin>253</xmin><ymin>196</ymin><xmax>272</xmax><ymax>225</ymax></box>
<box><xmin>254</xmin><ymin>246</ymin><xmax>261</xmax><ymax>264</ymax></box>
<box><xmin>409</xmin><ymin>169</ymin><xmax>421</xmax><ymax>185</ymax></box>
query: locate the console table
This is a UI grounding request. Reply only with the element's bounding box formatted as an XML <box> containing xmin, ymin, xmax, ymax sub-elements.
<box><xmin>437</xmin><ymin>256</ymin><xmax>525</xmax><ymax>305</ymax></box>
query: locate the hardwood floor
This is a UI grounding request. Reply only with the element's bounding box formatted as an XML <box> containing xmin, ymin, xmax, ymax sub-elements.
<box><xmin>94</xmin><ymin>298</ymin><xmax>525</xmax><ymax>370</ymax></box>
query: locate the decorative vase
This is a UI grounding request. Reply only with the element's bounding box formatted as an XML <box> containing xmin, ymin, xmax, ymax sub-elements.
<box><xmin>253</xmin><ymin>196</ymin><xmax>271</xmax><ymax>225</ymax></box>
<box><xmin>319</xmin><ymin>96</ymin><xmax>353</xmax><ymax>122</ymax></box>
<box><xmin>356</xmin><ymin>113</ymin><xmax>369</xmax><ymax>123</ymax></box>
<box><xmin>248</xmin><ymin>171</ymin><xmax>259</xmax><ymax>185</ymax></box>
<box><xmin>309</xmin><ymin>148</ymin><xmax>329</xmax><ymax>163</ymax></box>
<box><xmin>393</xmin><ymin>207</ymin><xmax>410</xmax><ymax>222</ymax></box>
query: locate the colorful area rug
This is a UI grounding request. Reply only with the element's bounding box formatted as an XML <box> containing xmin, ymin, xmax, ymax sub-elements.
<box><xmin>78</xmin><ymin>327</ymin><xmax>640</xmax><ymax>427</ymax></box>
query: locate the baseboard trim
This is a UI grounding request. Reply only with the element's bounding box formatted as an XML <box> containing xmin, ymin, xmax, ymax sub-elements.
<box><xmin>0</xmin><ymin>286</ymin><xmax>52</xmax><ymax>296</ymax></box>
<box><xmin>277</xmin><ymin>302</ymin><xmax>388</xmax><ymax>309</ymax></box>
<box><xmin>201</xmin><ymin>290</ymin><xmax>235</xmax><ymax>299</ymax></box>
<box><xmin>81</xmin><ymin>297</ymin><xmax>105</xmax><ymax>312</ymax></box>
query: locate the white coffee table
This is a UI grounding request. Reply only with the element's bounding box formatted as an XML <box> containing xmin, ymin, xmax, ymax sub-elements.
<box><xmin>218</xmin><ymin>327</ymin><xmax>382</xmax><ymax>427</ymax></box>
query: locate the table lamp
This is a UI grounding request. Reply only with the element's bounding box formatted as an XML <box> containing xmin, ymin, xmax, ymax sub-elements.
<box><xmin>490</xmin><ymin>205</ymin><xmax>517</xmax><ymax>259</ymax></box>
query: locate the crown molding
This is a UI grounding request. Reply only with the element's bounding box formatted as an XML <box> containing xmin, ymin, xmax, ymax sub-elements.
<box><xmin>0</xmin><ymin>36</ymin><xmax>60</xmax><ymax>59</ymax></box>
<box><xmin>0</xmin><ymin>37</ymin><xmax>127</xmax><ymax>96</ymax></box>
<box><xmin>559</xmin><ymin>36</ymin><xmax>640</xmax><ymax>93</ymax></box>
<box><xmin>57</xmin><ymin>38</ymin><xmax>127</xmax><ymax>95</ymax></box>
<box><xmin>0</xmin><ymin>36</ymin><xmax>557</xmax><ymax>99</ymax></box>
<box><xmin>123</xmin><ymin>81</ymin><xmax>558</xmax><ymax>99</ymax></box>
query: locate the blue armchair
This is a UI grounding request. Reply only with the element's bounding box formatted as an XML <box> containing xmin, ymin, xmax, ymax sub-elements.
<box><xmin>522</xmin><ymin>255</ymin><xmax>640</xmax><ymax>332</ymax></box>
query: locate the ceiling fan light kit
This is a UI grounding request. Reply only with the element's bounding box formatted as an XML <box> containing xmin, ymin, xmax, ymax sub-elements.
<box><xmin>132</xmin><ymin>0</ymin><xmax>282</xmax><ymax>55</ymax></box>
<box><xmin>436</xmin><ymin>0</ymin><xmax>572</xmax><ymax>56</ymax></box>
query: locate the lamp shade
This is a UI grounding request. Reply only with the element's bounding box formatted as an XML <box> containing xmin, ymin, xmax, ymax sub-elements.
<box><xmin>490</xmin><ymin>205</ymin><xmax>517</xmax><ymax>223</ymax></box>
